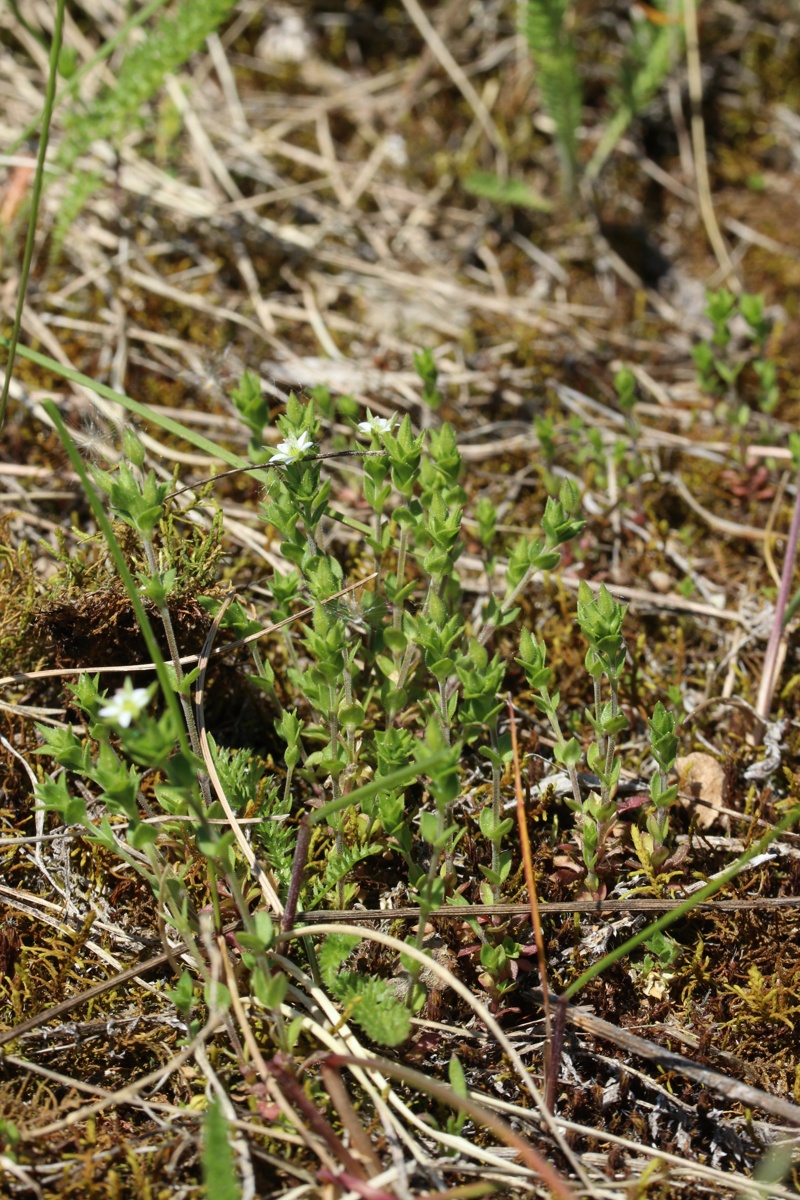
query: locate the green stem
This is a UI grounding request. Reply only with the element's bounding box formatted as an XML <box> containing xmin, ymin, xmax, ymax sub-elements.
<box><xmin>6</xmin><ymin>0</ymin><xmax>171</xmax><ymax>159</ymax></box>
<box><xmin>206</xmin><ymin>859</ymin><xmax>225</xmax><ymax>933</ymax></box>
<box><xmin>592</xmin><ymin>675</ymin><xmax>605</xmax><ymax>763</ymax></box>
<box><xmin>478</xmin><ymin>563</ymin><xmax>536</xmax><ymax>648</ymax></box>
<box><xmin>490</xmin><ymin>726</ymin><xmax>502</xmax><ymax>901</ymax></box>
<box><xmin>392</xmin><ymin>525</ymin><xmax>410</xmax><ymax>633</ymax></box>
<box><xmin>140</xmin><ymin>536</ymin><xmax>201</xmax><ymax>757</ymax></box>
<box><xmin>43</xmin><ymin>402</ymin><xmax>190</xmax><ymax>759</ymax></box>
<box><xmin>437</xmin><ymin>680</ymin><xmax>451</xmax><ymax>745</ymax></box>
<box><xmin>0</xmin><ymin>0</ymin><xmax>66</xmax><ymax>431</ymax></box>
<box><xmin>542</xmin><ymin>693</ymin><xmax>583</xmax><ymax>811</ymax></box>
<box><xmin>282</xmin><ymin>762</ymin><xmax>295</xmax><ymax>810</ymax></box>
<box><xmin>371</xmin><ymin>508</ymin><xmax>384</xmax><ymax>587</ymax></box>
<box><xmin>564</xmin><ymin>804</ymin><xmax>800</xmax><ymax>1002</ymax></box>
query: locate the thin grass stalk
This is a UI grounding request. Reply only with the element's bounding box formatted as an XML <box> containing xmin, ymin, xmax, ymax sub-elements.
<box><xmin>0</xmin><ymin>0</ymin><xmax>65</xmax><ymax>430</ymax></box>
<box><xmin>323</xmin><ymin>1052</ymin><xmax>577</xmax><ymax>1200</ymax></box>
<box><xmin>13</xmin><ymin>342</ymin><xmax>267</xmax><ymax>475</ymax></box>
<box><xmin>275</xmin><ymin>924</ymin><xmax>591</xmax><ymax>1187</ymax></box>
<box><xmin>563</xmin><ymin>800</ymin><xmax>800</xmax><ymax>1002</ymax></box>
<box><xmin>755</xmin><ymin>460</ymin><xmax>800</xmax><ymax>730</ymax></box>
<box><xmin>42</xmin><ymin>402</ymin><xmax>191</xmax><ymax>754</ymax></box>
<box><xmin>140</xmin><ymin>533</ymin><xmax>203</xmax><ymax>754</ymax></box>
<box><xmin>6</xmin><ymin>0</ymin><xmax>171</xmax><ymax>157</ymax></box>
<box><xmin>507</xmin><ymin>696</ymin><xmax>552</xmax><ymax>1094</ymax></box>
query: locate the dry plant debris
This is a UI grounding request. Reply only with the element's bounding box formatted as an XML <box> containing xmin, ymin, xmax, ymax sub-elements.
<box><xmin>1</xmin><ymin>1</ymin><xmax>800</xmax><ymax>1198</ymax></box>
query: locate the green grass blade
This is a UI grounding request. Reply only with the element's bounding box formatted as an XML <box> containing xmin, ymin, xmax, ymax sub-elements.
<box><xmin>0</xmin><ymin>0</ymin><xmax>66</xmax><ymax>431</ymax></box>
<box><xmin>4</xmin><ymin>339</ymin><xmax>266</xmax><ymax>476</ymax></box>
<box><xmin>311</xmin><ymin>752</ymin><xmax>451</xmax><ymax>825</ymax></box>
<box><xmin>42</xmin><ymin>399</ymin><xmax>190</xmax><ymax>755</ymax></box>
<box><xmin>5</xmin><ymin>340</ymin><xmax>386</xmax><ymax>543</ymax></box>
<box><xmin>563</xmin><ymin>803</ymin><xmax>800</xmax><ymax>1001</ymax></box>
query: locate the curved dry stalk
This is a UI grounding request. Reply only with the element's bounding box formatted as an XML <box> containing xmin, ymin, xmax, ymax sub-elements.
<box><xmin>682</xmin><ymin>0</ymin><xmax>739</xmax><ymax>289</ymax></box>
<box><xmin>271</xmin><ymin>950</ymin><xmax>532</xmax><ymax>1178</ymax></box>
<box><xmin>755</xmin><ymin>460</ymin><xmax>800</xmax><ymax>728</ymax></box>
<box><xmin>477</xmin><ymin>1092</ymin><xmax>800</xmax><ymax>1200</ymax></box>
<box><xmin>398</xmin><ymin>0</ymin><xmax>506</xmax><ymax>165</ymax></box>
<box><xmin>670</xmin><ymin>472</ymin><xmax>782</xmax><ymax>543</ymax></box>
<box><xmin>325</xmin><ymin>1051</ymin><xmax>577</xmax><ymax>1200</ymax></box>
<box><xmin>276</xmin><ymin>924</ymin><xmax>592</xmax><ymax>1190</ymax></box>
<box><xmin>194</xmin><ymin>586</ymin><xmax>285</xmax><ymax>916</ymax></box>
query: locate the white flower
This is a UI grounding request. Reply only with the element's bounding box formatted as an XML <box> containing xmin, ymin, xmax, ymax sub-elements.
<box><xmin>99</xmin><ymin>679</ymin><xmax>152</xmax><ymax>728</ymax></box>
<box><xmin>270</xmin><ymin>430</ymin><xmax>315</xmax><ymax>464</ymax></box>
<box><xmin>383</xmin><ymin>134</ymin><xmax>408</xmax><ymax>169</ymax></box>
<box><xmin>256</xmin><ymin>14</ymin><xmax>311</xmax><ymax>65</ymax></box>
<box><xmin>356</xmin><ymin>411</ymin><xmax>397</xmax><ymax>438</ymax></box>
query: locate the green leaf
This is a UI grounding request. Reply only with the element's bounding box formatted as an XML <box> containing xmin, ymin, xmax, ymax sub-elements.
<box><xmin>85</xmin><ymin>816</ymin><xmax>120</xmax><ymax>853</ymax></box>
<box><xmin>127</xmin><ymin>819</ymin><xmax>158</xmax><ymax>850</ymax></box>
<box><xmin>318</xmin><ymin>933</ymin><xmax>361</xmax><ymax>986</ymax></box>
<box><xmin>419</xmin><ymin>810</ymin><xmax>442</xmax><ymax>846</ymax></box>
<box><xmin>35</xmin><ymin>774</ymin><xmax>88</xmax><ymax>826</ymax></box>
<box><xmin>554</xmin><ymin>737</ymin><xmax>582</xmax><ymax>768</ymax></box>
<box><xmin>322</xmin><ymin>949</ymin><xmax>412</xmax><ymax>1046</ymax></box>
<box><xmin>448</xmin><ymin>1053</ymin><xmax>467</xmax><ymax>1097</ymax></box>
<box><xmin>167</xmin><ymin>970</ymin><xmax>195</xmax><ymax>1017</ymax></box>
<box><xmin>286</xmin><ymin>1015</ymin><xmax>305</xmax><ymax>1051</ymax></box>
<box><xmin>236</xmin><ymin>911</ymin><xmax>275</xmax><ymax>953</ymax></box>
<box><xmin>154</xmin><ymin>784</ymin><xmax>190</xmax><ymax>816</ymax></box>
<box><xmin>202</xmin><ymin>1096</ymin><xmax>240</xmax><ymax>1200</ymax></box>
<box><xmin>463</xmin><ymin>171</ymin><xmax>552</xmax><ymax>213</ymax></box>
<box><xmin>203</xmin><ymin>981</ymin><xmax>231</xmax><ymax>1012</ymax></box>
<box><xmin>350</xmin><ymin>978</ymin><xmax>411</xmax><ymax>1046</ymax></box>
<box><xmin>478</xmin><ymin>806</ymin><xmax>514</xmax><ymax>843</ymax></box>
<box><xmin>338</xmin><ymin>702</ymin><xmax>365</xmax><ymax>729</ymax></box>
<box><xmin>252</xmin><ymin>966</ymin><xmax>288</xmax><ymax>1009</ymax></box>
<box><xmin>382</xmin><ymin>628</ymin><xmax>407</xmax><ymax>653</ymax></box>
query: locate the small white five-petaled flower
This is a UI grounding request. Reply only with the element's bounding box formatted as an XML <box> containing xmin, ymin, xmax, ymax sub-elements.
<box><xmin>99</xmin><ymin>679</ymin><xmax>151</xmax><ymax>728</ymax></box>
<box><xmin>271</xmin><ymin>430</ymin><xmax>315</xmax><ymax>464</ymax></box>
<box><xmin>356</xmin><ymin>411</ymin><xmax>397</xmax><ymax>438</ymax></box>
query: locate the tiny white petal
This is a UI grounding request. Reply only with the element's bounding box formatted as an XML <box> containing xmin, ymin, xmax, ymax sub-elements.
<box><xmin>257</xmin><ymin>14</ymin><xmax>311</xmax><ymax>65</ymax></box>
<box><xmin>384</xmin><ymin>134</ymin><xmax>408</xmax><ymax>168</ymax></box>
<box><xmin>98</xmin><ymin>680</ymin><xmax>151</xmax><ymax>728</ymax></box>
<box><xmin>356</xmin><ymin>412</ymin><xmax>397</xmax><ymax>438</ymax></box>
<box><xmin>271</xmin><ymin>430</ymin><xmax>315</xmax><ymax>464</ymax></box>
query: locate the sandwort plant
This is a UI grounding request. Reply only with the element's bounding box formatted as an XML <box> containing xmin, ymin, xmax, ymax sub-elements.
<box><xmin>15</xmin><ymin>336</ymin><xmax>800</xmax><ymax>1197</ymax></box>
<box><xmin>33</xmin><ymin>362</ymin><xmax>703</xmax><ymax>1027</ymax></box>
